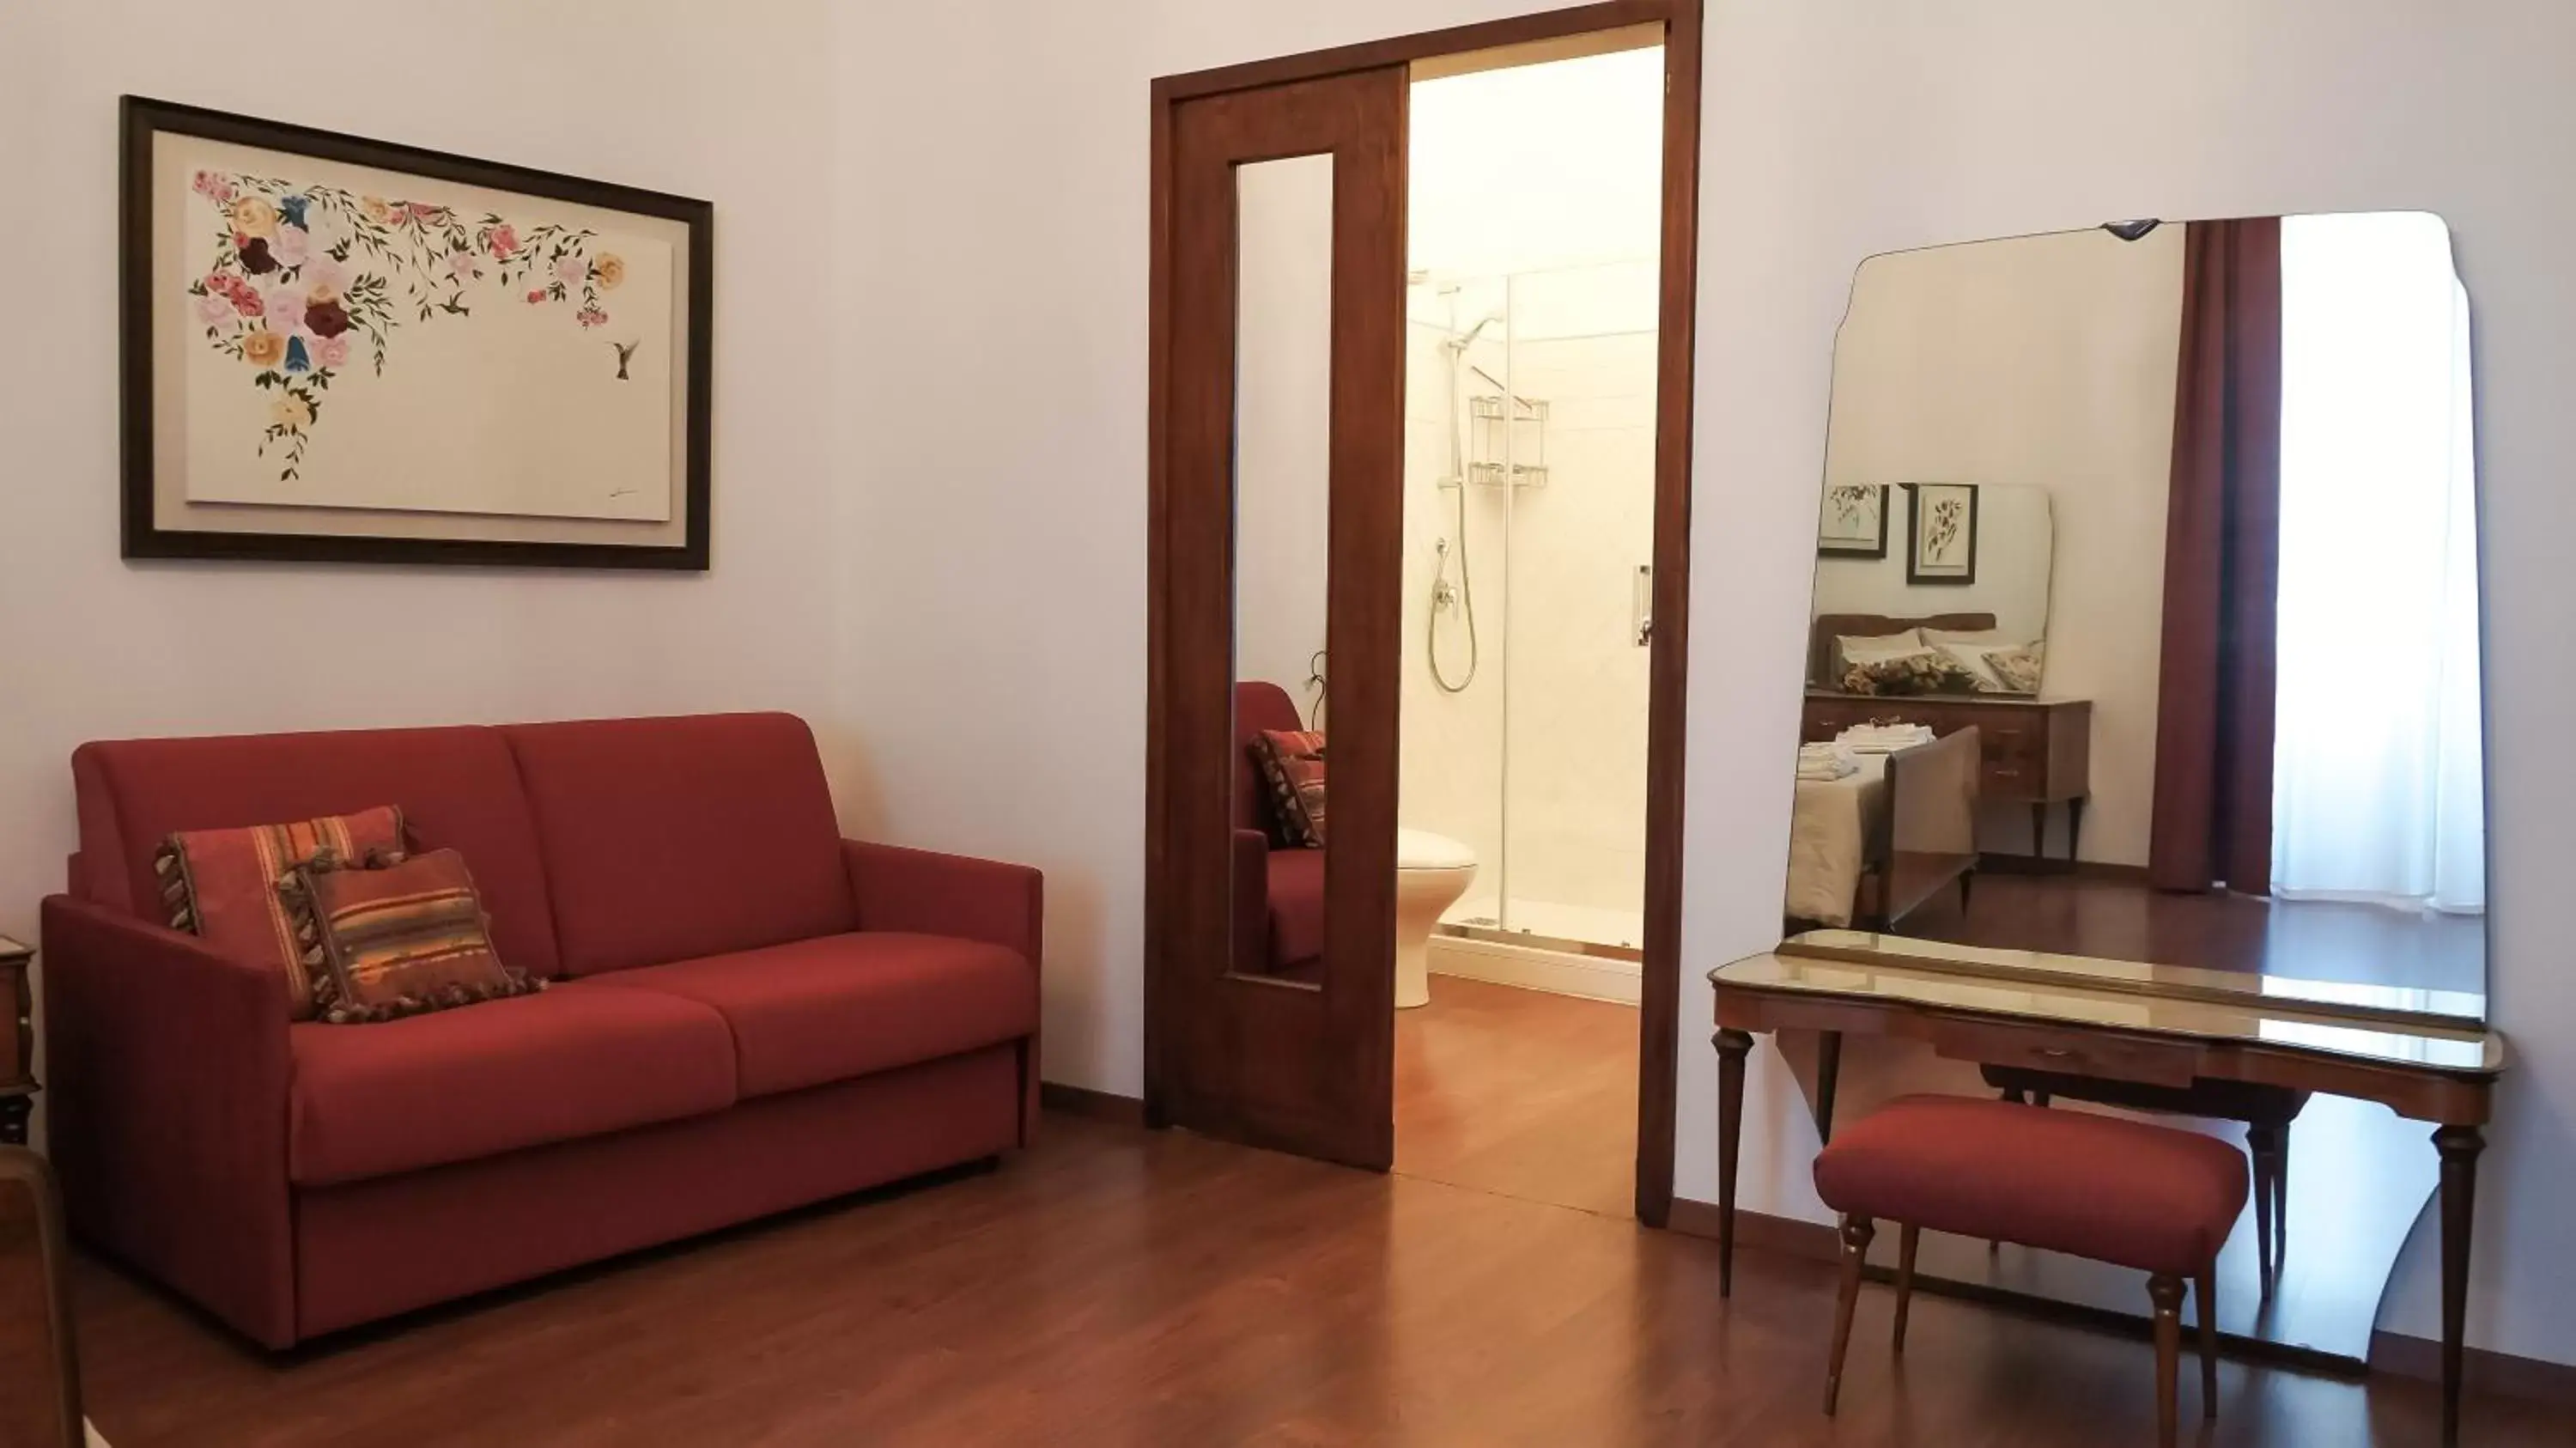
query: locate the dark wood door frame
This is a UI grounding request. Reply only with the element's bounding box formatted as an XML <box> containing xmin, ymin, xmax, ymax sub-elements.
<box><xmin>1145</xmin><ymin>0</ymin><xmax>1704</xmax><ymax>1226</ymax></box>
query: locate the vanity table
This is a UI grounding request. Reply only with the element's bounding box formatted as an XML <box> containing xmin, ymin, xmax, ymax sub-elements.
<box><xmin>1706</xmin><ymin>936</ymin><xmax>2505</xmax><ymax>1446</ymax></box>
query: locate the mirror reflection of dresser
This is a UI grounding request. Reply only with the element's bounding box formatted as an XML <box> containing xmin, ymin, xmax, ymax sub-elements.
<box><xmin>1715</xmin><ymin>212</ymin><xmax>2503</xmax><ymax>1447</ymax></box>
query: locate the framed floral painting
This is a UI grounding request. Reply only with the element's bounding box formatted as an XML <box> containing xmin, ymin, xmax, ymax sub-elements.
<box><xmin>120</xmin><ymin>96</ymin><xmax>713</xmax><ymax>568</ymax></box>
<box><xmin>1903</xmin><ymin>483</ymin><xmax>1979</xmax><ymax>585</ymax></box>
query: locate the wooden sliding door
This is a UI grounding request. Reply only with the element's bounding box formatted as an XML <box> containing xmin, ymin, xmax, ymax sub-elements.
<box><xmin>1145</xmin><ymin>67</ymin><xmax>1408</xmax><ymax>1167</ymax></box>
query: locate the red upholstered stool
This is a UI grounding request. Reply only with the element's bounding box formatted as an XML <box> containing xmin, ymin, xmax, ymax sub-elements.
<box><xmin>1813</xmin><ymin>1094</ymin><xmax>2250</xmax><ymax>1447</ymax></box>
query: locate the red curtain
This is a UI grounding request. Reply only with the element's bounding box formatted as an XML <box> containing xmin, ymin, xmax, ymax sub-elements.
<box><xmin>2148</xmin><ymin>218</ymin><xmax>2281</xmax><ymax>895</ymax></box>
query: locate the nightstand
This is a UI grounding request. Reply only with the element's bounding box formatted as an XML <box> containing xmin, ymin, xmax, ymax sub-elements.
<box><xmin>1</xmin><ymin>936</ymin><xmax>31</xmax><ymax>1147</ymax></box>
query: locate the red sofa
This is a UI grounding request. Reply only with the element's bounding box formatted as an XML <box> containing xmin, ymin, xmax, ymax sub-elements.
<box><xmin>40</xmin><ymin>712</ymin><xmax>1041</xmax><ymax>1348</ymax></box>
<box><xmin>1231</xmin><ymin>682</ymin><xmax>1321</xmax><ymax>981</ymax></box>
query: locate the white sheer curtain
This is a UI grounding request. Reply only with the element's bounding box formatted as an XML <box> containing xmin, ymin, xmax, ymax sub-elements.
<box><xmin>2271</xmin><ymin>212</ymin><xmax>2484</xmax><ymax>913</ymax></box>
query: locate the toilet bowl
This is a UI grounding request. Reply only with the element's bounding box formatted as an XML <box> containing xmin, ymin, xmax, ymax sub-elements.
<box><xmin>1394</xmin><ymin>828</ymin><xmax>1478</xmax><ymax>1009</ymax></box>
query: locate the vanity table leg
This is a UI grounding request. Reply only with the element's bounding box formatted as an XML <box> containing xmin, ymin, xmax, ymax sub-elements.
<box><xmin>2434</xmin><ymin>1123</ymin><xmax>2483</xmax><ymax>1447</ymax></box>
<box><xmin>2029</xmin><ymin>801</ymin><xmax>2047</xmax><ymax>860</ymax></box>
<box><xmin>1813</xmin><ymin>1031</ymin><xmax>1843</xmax><ymax>1145</ymax></box>
<box><xmin>1715</xmin><ymin>1028</ymin><xmax>1753</xmax><ymax>1298</ymax></box>
<box><xmin>2066</xmin><ymin>796</ymin><xmax>2087</xmax><ymax>864</ymax></box>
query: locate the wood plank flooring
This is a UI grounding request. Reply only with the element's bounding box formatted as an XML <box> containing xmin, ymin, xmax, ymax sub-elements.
<box><xmin>1394</xmin><ymin>975</ymin><xmax>1637</xmax><ymax>1218</ymax></box>
<box><xmin>67</xmin><ymin>1107</ymin><xmax>2567</xmax><ymax>1445</ymax></box>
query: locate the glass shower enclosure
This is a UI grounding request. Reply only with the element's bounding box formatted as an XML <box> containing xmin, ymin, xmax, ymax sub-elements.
<box><xmin>1398</xmin><ymin>257</ymin><xmax>1660</xmax><ymax>956</ymax></box>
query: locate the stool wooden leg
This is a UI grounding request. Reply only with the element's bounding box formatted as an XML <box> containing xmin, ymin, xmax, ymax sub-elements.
<box><xmin>1825</xmin><ymin>1215</ymin><xmax>1874</xmax><ymax>1416</ymax></box>
<box><xmin>2195</xmin><ymin>1266</ymin><xmax>2220</xmax><ymax>1419</ymax></box>
<box><xmin>2148</xmin><ymin>1274</ymin><xmax>2184</xmax><ymax>1448</ymax></box>
<box><xmin>1892</xmin><ymin>1222</ymin><xmax>1920</xmax><ymax>1353</ymax></box>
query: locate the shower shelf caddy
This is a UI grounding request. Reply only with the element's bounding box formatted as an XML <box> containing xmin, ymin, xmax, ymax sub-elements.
<box><xmin>1461</xmin><ymin>392</ymin><xmax>1549</xmax><ymax>489</ymax></box>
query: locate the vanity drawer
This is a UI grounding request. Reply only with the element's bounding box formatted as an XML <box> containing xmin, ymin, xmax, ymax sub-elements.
<box><xmin>1930</xmin><ymin>1018</ymin><xmax>2200</xmax><ymax>1089</ymax></box>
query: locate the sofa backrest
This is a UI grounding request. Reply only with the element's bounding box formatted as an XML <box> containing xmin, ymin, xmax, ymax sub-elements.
<box><xmin>500</xmin><ymin>713</ymin><xmax>856</xmax><ymax>976</ymax></box>
<box><xmin>71</xmin><ymin>725</ymin><xmax>564</xmax><ymax>978</ymax></box>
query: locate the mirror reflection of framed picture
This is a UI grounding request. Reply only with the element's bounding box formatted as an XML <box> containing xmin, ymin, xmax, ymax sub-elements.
<box><xmin>1905</xmin><ymin>482</ymin><xmax>1978</xmax><ymax>584</ymax></box>
<box><xmin>1817</xmin><ymin>484</ymin><xmax>1888</xmax><ymax>557</ymax></box>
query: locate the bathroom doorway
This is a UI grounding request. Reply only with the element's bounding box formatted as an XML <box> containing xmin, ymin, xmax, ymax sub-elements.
<box><xmin>1391</xmin><ymin>35</ymin><xmax>1668</xmax><ymax>1218</ymax></box>
<box><xmin>1144</xmin><ymin>2</ymin><xmax>1702</xmax><ymax>1221</ymax></box>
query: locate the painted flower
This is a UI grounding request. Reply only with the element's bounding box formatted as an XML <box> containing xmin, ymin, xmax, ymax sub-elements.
<box><xmin>191</xmin><ymin>170</ymin><xmax>235</xmax><ymax>204</ymax></box>
<box><xmin>592</xmin><ymin>253</ymin><xmax>626</xmax><ymax>289</ymax></box>
<box><xmin>526</xmin><ymin>288</ymin><xmax>546</xmax><ymax>305</ymax></box>
<box><xmin>269</xmin><ymin>392</ymin><xmax>313</xmax><ymax>431</ymax></box>
<box><xmin>487</xmin><ymin>223</ymin><xmax>519</xmax><ymax>259</ymax></box>
<box><xmin>554</xmin><ymin>256</ymin><xmax>586</xmax><ymax>288</ymax></box>
<box><xmin>283</xmin><ymin>336</ymin><xmax>312</xmax><ymax>374</ymax></box>
<box><xmin>228</xmin><ymin>197</ymin><xmax>278</xmax><ymax>240</ymax></box>
<box><xmin>313</xmin><ymin>333</ymin><xmax>349</xmax><ymax>368</ymax></box>
<box><xmin>192</xmin><ymin>289</ymin><xmax>234</xmax><ymax>328</ymax></box>
<box><xmin>240</xmin><ymin>330</ymin><xmax>286</xmax><ymax>368</ymax></box>
<box><xmin>263</xmin><ymin>285</ymin><xmax>307</xmax><ymax>333</ymax></box>
<box><xmin>237</xmin><ymin>237</ymin><xmax>278</xmax><ymax>276</ymax></box>
<box><xmin>303</xmin><ymin>299</ymin><xmax>353</xmax><ymax>338</ymax></box>
<box><xmin>447</xmin><ymin>249</ymin><xmax>482</xmax><ymax>282</ymax></box>
<box><xmin>225</xmin><ymin>278</ymin><xmax>264</xmax><ymax>317</ymax></box>
<box><xmin>270</xmin><ymin>224</ymin><xmax>310</xmax><ymax>266</ymax></box>
<box><xmin>361</xmin><ymin>194</ymin><xmax>393</xmax><ymax>224</ymax></box>
<box><xmin>408</xmin><ymin>203</ymin><xmax>451</xmax><ymax>225</ymax></box>
<box><xmin>302</xmin><ymin>256</ymin><xmax>349</xmax><ymax>304</ymax></box>
<box><xmin>576</xmin><ymin>306</ymin><xmax>609</xmax><ymax>329</ymax></box>
<box><xmin>277</xmin><ymin>194</ymin><xmax>312</xmax><ymax>230</ymax></box>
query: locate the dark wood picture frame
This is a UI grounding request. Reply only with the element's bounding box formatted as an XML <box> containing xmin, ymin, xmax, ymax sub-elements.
<box><xmin>1818</xmin><ymin>483</ymin><xmax>1889</xmax><ymax>558</ymax></box>
<box><xmin>1145</xmin><ymin>0</ymin><xmax>1702</xmax><ymax>1225</ymax></box>
<box><xmin>1904</xmin><ymin>482</ymin><xmax>1979</xmax><ymax>586</ymax></box>
<box><xmin>119</xmin><ymin>95</ymin><xmax>715</xmax><ymax>570</ymax></box>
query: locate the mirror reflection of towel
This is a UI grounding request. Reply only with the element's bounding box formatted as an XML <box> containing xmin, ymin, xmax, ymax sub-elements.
<box><xmin>1836</xmin><ymin>722</ymin><xmax>1936</xmax><ymax>754</ymax></box>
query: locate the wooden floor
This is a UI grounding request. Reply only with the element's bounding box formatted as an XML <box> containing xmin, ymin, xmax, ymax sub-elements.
<box><xmin>1905</xmin><ymin>871</ymin><xmax>2488</xmax><ymax>995</ymax></box>
<box><xmin>67</xmin><ymin>1110</ymin><xmax>2566</xmax><ymax>1446</ymax></box>
<box><xmin>1393</xmin><ymin>975</ymin><xmax>1637</xmax><ymax>1218</ymax></box>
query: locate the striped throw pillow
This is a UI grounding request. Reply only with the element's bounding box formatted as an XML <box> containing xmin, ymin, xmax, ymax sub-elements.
<box><xmin>1253</xmin><ymin>729</ymin><xmax>1327</xmax><ymax>848</ymax></box>
<box><xmin>289</xmin><ymin>849</ymin><xmax>543</xmax><ymax>1025</ymax></box>
<box><xmin>154</xmin><ymin>806</ymin><xmax>409</xmax><ymax>1019</ymax></box>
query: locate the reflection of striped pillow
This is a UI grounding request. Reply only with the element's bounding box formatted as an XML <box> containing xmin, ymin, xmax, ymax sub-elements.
<box><xmin>1254</xmin><ymin>729</ymin><xmax>1327</xmax><ymax>848</ymax></box>
<box><xmin>155</xmin><ymin>806</ymin><xmax>408</xmax><ymax>1019</ymax></box>
<box><xmin>289</xmin><ymin>849</ymin><xmax>543</xmax><ymax>1025</ymax></box>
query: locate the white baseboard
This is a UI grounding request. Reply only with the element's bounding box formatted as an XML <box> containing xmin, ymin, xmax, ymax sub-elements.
<box><xmin>1427</xmin><ymin>933</ymin><xmax>1641</xmax><ymax>1005</ymax></box>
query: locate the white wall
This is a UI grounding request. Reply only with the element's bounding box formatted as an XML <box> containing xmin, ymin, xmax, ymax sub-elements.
<box><xmin>1819</xmin><ymin>228</ymin><xmax>2184</xmax><ymax>864</ymax></box>
<box><xmin>830</xmin><ymin>0</ymin><xmax>2576</xmax><ymax>1368</ymax></box>
<box><xmin>0</xmin><ymin>0</ymin><xmax>845</xmax><ymax>956</ymax></box>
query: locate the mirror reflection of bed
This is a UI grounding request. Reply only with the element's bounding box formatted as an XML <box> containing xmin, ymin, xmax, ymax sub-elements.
<box><xmin>1777</xmin><ymin>210</ymin><xmax>2488</xmax><ymax>1366</ymax></box>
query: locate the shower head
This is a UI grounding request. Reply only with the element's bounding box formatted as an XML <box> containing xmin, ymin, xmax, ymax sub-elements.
<box><xmin>1445</xmin><ymin>314</ymin><xmax>1498</xmax><ymax>352</ymax></box>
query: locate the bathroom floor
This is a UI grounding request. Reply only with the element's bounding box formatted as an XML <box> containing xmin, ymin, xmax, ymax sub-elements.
<box><xmin>1393</xmin><ymin>975</ymin><xmax>1639</xmax><ymax>1218</ymax></box>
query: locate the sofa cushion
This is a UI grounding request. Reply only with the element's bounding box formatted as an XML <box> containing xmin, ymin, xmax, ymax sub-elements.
<box><xmin>1266</xmin><ymin>849</ymin><xmax>1325</xmax><ymax>970</ymax></box>
<box><xmin>289</xmin><ymin>983</ymin><xmax>738</xmax><ymax>1186</ymax></box>
<box><xmin>502</xmin><ymin>715</ymin><xmax>857</xmax><ymax>976</ymax></box>
<box><xmin>157</xmin><ymin>804</ymin><xmax>410</xmax><ymax>1019</ymax></box>
<box><xmin>73</xmin><ymin>727</ymin><xmax>562</xmax><ymax>978</ymax></box>
<box><xmin>291</xmin><ymin>849</ymin><xmax>545</xmax><ymax>1024</ymax></box>
<box><xmin>584</xmin><ymin>932</ymin><xmax>1036</xmax><ymax>1099</ymax></box>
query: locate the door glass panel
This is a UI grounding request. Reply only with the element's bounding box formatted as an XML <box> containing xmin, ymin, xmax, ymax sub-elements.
<box><xmin>1229</xmin><ymin>152</ymin><xmax>1335</xmax><ymax>986</ymax></box>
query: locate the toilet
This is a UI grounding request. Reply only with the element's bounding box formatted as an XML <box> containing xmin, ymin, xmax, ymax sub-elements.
<box><xmin>1394</xmin><ymin>828</ymin><xmax>1479</xmax><ymax>1008</ymax></box>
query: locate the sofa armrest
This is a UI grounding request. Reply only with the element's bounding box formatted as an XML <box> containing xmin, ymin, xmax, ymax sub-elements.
<box><xmin>39</xmin><ymin>894</ymin><xmax>298</xmax><ymax>1348</ymax></box>
<box><xmin>841</xmin><ymin>841</ymin><xmax>1043</xmax><ymax>966</ymax></box>
<box><xmin>1231</xmin><ymin>828</ymin><xmax>1271</xmax><ymax>972</ymax></box>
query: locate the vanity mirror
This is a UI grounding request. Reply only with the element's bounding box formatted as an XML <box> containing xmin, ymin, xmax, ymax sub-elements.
<box><xmin>1785</xmin><ymin>211</ymin><xmax>2487</xmax><ymax>1011</ymax></box>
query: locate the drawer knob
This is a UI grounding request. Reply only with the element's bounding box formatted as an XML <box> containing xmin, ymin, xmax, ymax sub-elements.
<box><xmin>2038</xmin><ymin>1047</ymin><xmax>2074</xmax><ymax>1059</ymax></box>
